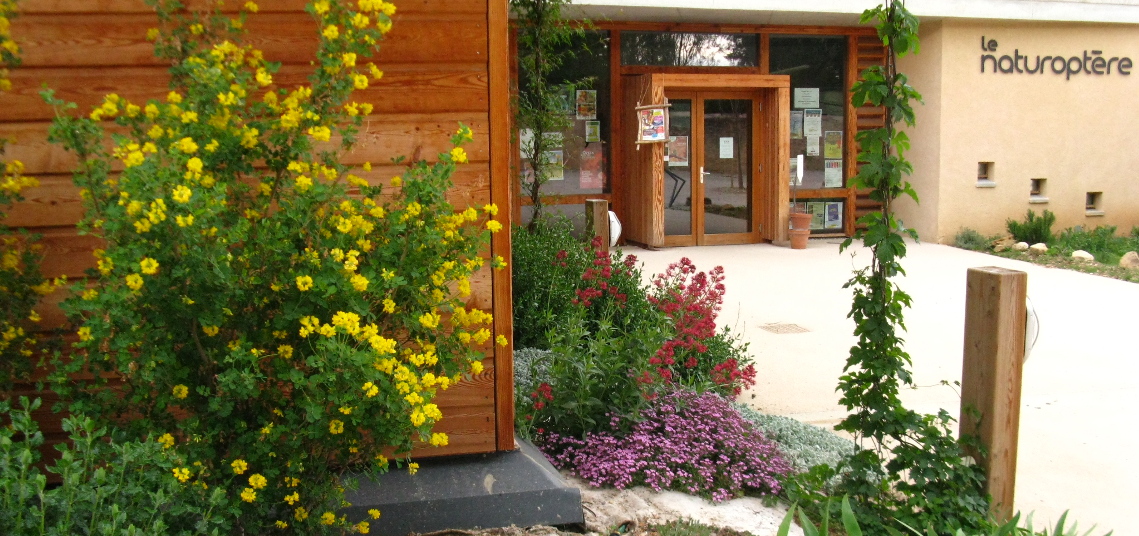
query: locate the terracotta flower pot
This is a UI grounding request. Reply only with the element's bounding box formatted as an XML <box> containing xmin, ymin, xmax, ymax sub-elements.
<box><xmin>789</xmin><ymin>211</ymin><xmax>812</xmax><ymax>249</ymax></box>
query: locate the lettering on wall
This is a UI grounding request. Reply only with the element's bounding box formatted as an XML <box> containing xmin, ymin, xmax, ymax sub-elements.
<box><xmin>980</xmin><ymin>36</ymin><xmax>1132</xmax><ymax>80</ymax></box>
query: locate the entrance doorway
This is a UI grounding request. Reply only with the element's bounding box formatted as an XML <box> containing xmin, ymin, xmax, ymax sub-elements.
<box><xmin>663</xmin><ymin>91</ymin><xmax>758</xmax><ymax>246</ymax></box>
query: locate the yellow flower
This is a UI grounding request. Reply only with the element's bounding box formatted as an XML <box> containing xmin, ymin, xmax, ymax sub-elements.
<box><xmin>418</xmin><ymin>312</ymin><xmax>440</xmax><ymax>330</ymax></box>
<box><xmin>249</xmin><ymin>473</ymin><xmax>268</xmax><ymax>490</ymax></box>
<box><xmin>357</xmin><ymin>521</ymin><xmax>371</xmax><ymax>534</ymax></box>
<box><xmin>244</xmin><ymin>1</ymin><xmax>259</xmax><ymax>12</ymax></box>
<box><xmin>173</xmin><ymin>467</ymin><xmax>191</xmax><ymax>483</ymax></box>
<box><xmin>329</xmin><ymin>419</ymin><xmax>344</xmax><ymax>434</ymax></box>
<box><xmin>350</xmin><ymin>274</ymin><xmax>369</xmax><ymax>291</ymax></box>
<box><xmin>313</xmin><ymin>0</ymin><xmax>330</xmax><ymax>14</ymax></box>
<box><xmin>275</xmin><ymin>521</ymin><xmax>288</xmax><ymax>529</ymax></box>
<box><xmin>486</xmin><ymin>220</ymin><xmax>503</xmax><ymax>233</ymax></box>
<box><xmin>390</xmin><ymin>176</ymin><xmax>402</xmax><ymax>187</ymax></box>
<box><xmin>175</xmin><ymin>137</ymin><xmax>198</xmax><ymax>153</ymax></box>
<box><xmin>483</xmin><ymin>203</ymin><xmax>499</xmax><ymax>216</ymax></box>
<box><xmin>408</xmin><ymin>462</ymin><xmax>419</xmax><ymax>475</ymax></box>
<box><xmin>471</xmin><ymin>360</ymin><xmax>484</xmax><ymax>375</ymax></box>
<box><xmin>186</xmin><ymin>157</ymin><xmax>203</xmax><ymax>174</ymax></box>
<box><xmin>430</xmin><ymin>433</ymin><xmax>449</xmax><ymax>447</ymax></box>
<box><xmin>278</xmin><ymin>344</ymin><xmax>293</xmax><ymax>359</ymax></box>
<box><xmin>172</xmin><ymin>384</ymin><xmax>189</xmax><ymax>399</ymax></box>
<box><xmin>361</xmin><ymin>382</ymin><xmax>379</xmax><ymax>397</ymax></box>
<box><xmin>231</xmin><ymin>459</ymin><xmax>249</xmax><ymax>474</ymax></box>
<box><xmin>284</xmin><ymin>491</ymin><xmax>301</xmax><ymax>505</ymax></box>
<box><xmin>181</xmin><ymin>110</ymin><xmax>198</xmax><ymax>123</ymax></box>
<box><xmin>202</xmin><ymin>325</ymin><xmax>219</xmax><ymax>336</ymax></box>
<box><xmin>339</xmin><ymin>406</ymin><xmax>352</xmax><ymax>415</ymax></box>
<box><xmin>307</xmin><ymin>125</ymin><xmax>331</xmax><ymax>142</ymax></box>
<box><xmin>496</xmin><ymin>334</ymin><xmax>508</xmax><ymax>347</ymax></box>
<box><xmin>450</xmin><ymin>147</ymin><xmax>468</xmax><ymax>164</ymax></box>
<box><xmin>77</xmin><ymin>326</ymin><xmax>93</xmax><ymax>342</ymax></box>
<box><xmin>322</xmin><ymin>25</ymin><xmax>339</xmax><ymax>40</ymax></box>
<box><xmin>296</xmin><ymin>275</ymin><xmax>314</xmax><ymax>291</ymax></box>
<box><xmin>126</xmin><ymin>273</ymin><xmax>144</xmax><ymax>291</ymax></box>
<box><xmin>342</xmin><ymin>52</ymin><xmax>357</xmax><ymax>67</ymax></box>
<box><xmin>176</xmin><ymin>214</ymin><xmax>195</xmax><ymax>227</ymax></box>
<box><xmin>255</xmin><ymin>68</ymin><xmax>273</xmax><ymax>87</ymax></box>
<box><xmin>146</xmin><ymin>27</ymin><xmax>160</xmax><ymax>41</ymax></box>
<box><xmin>139</xmin><ymin>257</ymin><xmax>159</xmax><ymax>275</ymax></box>
<box><xmin>368</xmin><ymin>509</ymin><xmax>381</xmax><ymax>520</ymax></box>
<box><xmin>295</xmin><ymin>175</ymin><xmax>312</xmax><ymax>192</ymax></box>
<box><xmin>241</xmin><ymin>488</ymin><xmax>257</xmax><ymax>502</ymax></box>
<box><xmin>295</xmin><ymin>507</ymin><xmax>309</xmax><ymax>521</ymax></box>
<box><xmin>321</xmin><ymin>511</ymin><xmax>336</xmax><ymax>525</ymax></box>
<box><xmin>352</xmin><ymin>74</ymin><xmax>369</xmax><ymax>90</ymax></box>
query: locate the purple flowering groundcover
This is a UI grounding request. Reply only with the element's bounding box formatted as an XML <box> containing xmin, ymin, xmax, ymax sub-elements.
<box><xmin>537</xmin><ymin>389</ymin><xmax>791</xmax><ymax>502</ymax></box>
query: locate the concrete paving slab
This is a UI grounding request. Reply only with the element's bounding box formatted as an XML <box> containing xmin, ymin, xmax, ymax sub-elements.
<box><xmin>624</xmin><ymin>239</ymin><xmax>1137</xmax><ymax>534</ymax></box>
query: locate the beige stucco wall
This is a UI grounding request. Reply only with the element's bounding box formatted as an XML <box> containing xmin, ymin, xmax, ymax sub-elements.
<box><xmin>900</xmin><ymin>19</ymin><xmax>1139</xmax><ymax>243</ymax></box>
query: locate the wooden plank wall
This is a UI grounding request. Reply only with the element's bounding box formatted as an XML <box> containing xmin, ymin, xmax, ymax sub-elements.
<box><xmin>849</xmin><ymin>34</ymin><xmax>888</xmax><ymax>233</ymax></box>
<box><xmin>3</xmin><ymin>0</ymin><xmax>507</xmax><ymax>458</ymax></box>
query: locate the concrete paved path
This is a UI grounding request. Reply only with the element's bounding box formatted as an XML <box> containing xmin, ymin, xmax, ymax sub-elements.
<box><xmin>625</xmin><ymin>239</ymin><xmax>1137</xmax><ymax>534</ymax></box>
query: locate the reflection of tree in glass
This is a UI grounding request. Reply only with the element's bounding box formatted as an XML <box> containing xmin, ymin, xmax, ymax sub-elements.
<box><xmin>622</xmin><ymin>32</ymin><xmax>756</xmax><ymax>67</ymax></box>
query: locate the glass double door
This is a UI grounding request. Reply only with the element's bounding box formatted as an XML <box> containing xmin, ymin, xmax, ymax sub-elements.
<box><xmin>662</xmin><ymin>91</ymin><xmax>757</xmax><ymax>246</ymax></box>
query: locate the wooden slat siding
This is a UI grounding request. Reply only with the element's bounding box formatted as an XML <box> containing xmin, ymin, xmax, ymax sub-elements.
<box><xmin>6</xmin><ymin>1</ymin><xmax>504</xmax><ymax>457</ymax></box>
<box><xmin>15</xmin><ymin>13</ymin><xmax>489</xmax><ymax>68</ymax></box>
<box><xmin>620</xmin><ymin>74</ymin><xmax>651</xmax><ymax>246</ymax></box>
<box><xmin>20</xmin><ymin>0</ymin><xmax>487</xmax><ymax>14</ymax></box>
<box><xmin>487</xmin><ymin>0</ymin><xmax>514</xmax><ymax>451</ymax></box>
<box><xmin>593</xmin><ymin>21</ymin><xmax>876</xmax><ymax>37</ymax></box>
<box><xmin>852</xmin><ymin>34</ymin><xmax>887</xmax><ymax>231</ymax></box>
<box><xmin>3</xmin><ymin>65</ymin><xmax>489</xmax><ymax>123</ymax></box>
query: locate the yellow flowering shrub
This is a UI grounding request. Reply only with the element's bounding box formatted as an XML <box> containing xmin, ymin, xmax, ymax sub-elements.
<box><xmin>0</xmin><ymin>0</ymin><xmax>62</xmax><ymax>393</ymax></box>
<box><xmin>46</xmin><ymin>0</ymin><xmax>500</xmax><ymax>532</ymax></box>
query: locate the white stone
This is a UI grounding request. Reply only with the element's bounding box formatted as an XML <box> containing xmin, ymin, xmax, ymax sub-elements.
<box><xmin>1121</xmin><ymin>251</ymin><xmax>1139</xmax><ymax>269</ymax></box>
<box><xmin>1028</xmin><ymin>243</ymin><xmax>1049</xmax><ymax>255</ymax></box>
<box><xmin>1071</xmin><ymin>250</ymin><xmax>1095</xmax><ymax>262</ymax></box>
<box><xmin>1013</xmin><ymin>242</ymin><xmax>1030</xmax><ymax>251</ymax></box>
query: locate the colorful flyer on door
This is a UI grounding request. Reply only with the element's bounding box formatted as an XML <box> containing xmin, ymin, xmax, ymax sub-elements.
<box><xmin>667</xmin><ymin>136</ymin><xmax>689</xmax><ymax>167</ymax></box>
<box><xmin>803</xmin><ymin>108</ymin><xmax>823</xmax><ymax>137</ymax></box>
<box><xmin>638</xmin><ymin>108</ymin><xmax>668</xmax><ymax>142</ymax></box>
<box><xmin>825</xmin><ymin>202</ymin><xmax>843</xmax><ymax>229</ymax></box>
<box><xmin>824</xmin><ymin>131</ymin><xmax>843</xmax><ymax>159</ymax></box>
<box><xmin>585</xmin><ymin>120</ymin><xmax>601</xmax><ymax>142</ymax></box>
<box><xmin>791</xmin><ymin>111</ymin><xmax>804</xmax><ymax>139</ymax></box>
<box><xmin>794</xmin><ymin>88</ymin><xmax>820</xmax><ymax>108</ymax></box>
<box><xmin>576</xmin><ymin>90</ymin><xmax>597</xmax><ymax>120</ymax></box>
<box><xmin>824</xmin><ymin>159</ymin><xmax>843</xmax><ymax>188</ymax></box>
<box><xmin>809</xmin><ymin>202</ymin><xmax>825</xmax><ymax>229</ymax></box>
<box><xmin>806</xmin><ymin>136</ymin><xmax>820</xmax><ymax>156</ymax></box>
<box><xmin>579</xmin><ymin>143</ymin><xmax>604</xmax><ymax>189</ymax></box>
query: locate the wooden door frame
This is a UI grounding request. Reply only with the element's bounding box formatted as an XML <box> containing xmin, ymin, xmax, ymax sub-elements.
<box><xmin>626</xmin><ymin>73</ymin><xmax>789</xmax><ymax>248</ymax></box>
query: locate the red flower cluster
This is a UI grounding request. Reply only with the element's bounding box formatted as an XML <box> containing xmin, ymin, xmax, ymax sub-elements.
<box><xmin>530</xmin><ymin>382</ymin><xmax>553</xmax><ymax>410</ymax></box>
<box><xmin>571</xmin><ymin>236</ymin><xmax>631</xmax><ymax>307</ymax></box>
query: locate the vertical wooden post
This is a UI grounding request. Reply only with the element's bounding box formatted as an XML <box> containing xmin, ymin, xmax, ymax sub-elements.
<box><xmin>585</xmin><ymin>199</ymin><xmax>610</xmax><ymax>254</ymax></box>
<box><xmin>960</xmin><ymin>267</ymin><xmax>1027</xmax><ymax>523</ymax></box>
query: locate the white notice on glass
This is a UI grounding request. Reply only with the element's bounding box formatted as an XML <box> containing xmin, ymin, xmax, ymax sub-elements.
<box><xmin>803</xmin><ymin>109</ymin><xmax>823</xmax><ymax>137</ymax></box>
<box><xmin>824</xmin><ymin>159</ymin><xmax>843</xmax><ymax>187</ymax></box>
<box><xmin>719</xmin><ymin>137</ymin><xmax>734</xmax><ymax>159</ymax></box>
<box><xmin>806</xmin><ymin>136</ymin><xmax>820</xmax><ymax>157</ymax></box>
<box><xmin>794</xmin><ymin>88</ymin><xmax>820</xmax><ymax>109</ymax></box>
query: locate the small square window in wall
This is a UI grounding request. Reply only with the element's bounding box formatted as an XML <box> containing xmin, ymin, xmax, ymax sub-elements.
<box><xmin>1029</xmin><ymin>178</ymin><xmax>1048</xmax><ymax>203</ymax></box>
<box><xmin>1086</xmin><ymin>192</ymin><xmax>1104</xmax><ymax>216</ymax></box>
<box><xmin>977</xmin><ymin>162</ymin><xmax>996</xmax><ymax>187</ymax></box>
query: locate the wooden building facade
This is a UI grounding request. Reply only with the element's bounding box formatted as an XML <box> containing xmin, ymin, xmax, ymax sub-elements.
<box><xmin>3</xmin><ymin>0</ymin><xmax>515</xmax><ymax>457</ymax></box>
<box><xmin>512</xmin><ymin>23</ymin><xmax>887</xmax><ymax>246</ymax></box>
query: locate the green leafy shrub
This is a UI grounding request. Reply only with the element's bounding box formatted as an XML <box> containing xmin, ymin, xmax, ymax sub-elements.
<box><xmin>46</xmin><ymin>1</ymin><xmax>503</xmax><ymax>533</ymax></box>
<box><xmin>1054</xmin><ymin>225</ymin><xmax>1138</xmax><ymax>265</ymax></box>
<box><xmin>510</xmin><ymin>218</ymin><xmax>593</xmax><ymax>349</ymax></box>
<box><xmin>1006</xmin><ymin>210</ymin><xmax>1056</xmax><ymax>245</ymax></box>
<box><xmin>953</xmin><ymin>228</ymin><xmax>994</xmax><ymax>252</ymax></box>
<box><xmin>0</xmin><ymin>397</ymin><xmax>234</xmax><ymax>535</ymax></box>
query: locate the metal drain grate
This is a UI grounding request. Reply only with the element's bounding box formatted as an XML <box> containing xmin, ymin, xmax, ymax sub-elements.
<box><xmin>760</xmin><ymin>323</ymin><xmax>810</xmax><ymax>334</ymax></box>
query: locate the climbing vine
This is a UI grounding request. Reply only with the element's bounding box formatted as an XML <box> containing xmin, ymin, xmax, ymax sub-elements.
<box><xmin>510</xmin><ymin>0</ymin><xmax>588</xmax><ymax>230</ymax></box>
<box><xmin>835</xmin><ymin>1</ymin><xmax>990</xmax><ymax>532</ymax></box>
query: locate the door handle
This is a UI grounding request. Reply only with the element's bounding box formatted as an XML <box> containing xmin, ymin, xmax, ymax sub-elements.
<box><xmin>699</xmin><ymin>166</ymin><xmax>710</xmax><ymax>184</ymax></box>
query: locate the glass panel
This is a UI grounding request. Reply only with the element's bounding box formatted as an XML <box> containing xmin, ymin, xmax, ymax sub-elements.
<box><xmin>622</xmin><ymin>32</ymin><xmax>757</xmax><ymax>67</ymax></box>
<box><xmin>519</xmin><ymin>31</ymin><xmax>611</xmax><ymax>198</ymax></box>
<box><xmin>702</xmin><ymin>99</ymin><xmax>751</xmax><ymax>235</ymax></box>
<box><xmin>770</xmin><ymin>36</ymin><xmax>847</xmax><ymax>190</ymax></box>
<box><xmin>664</xmin><ymin>99</ymin><xmax>693</xmax><ymax>237</ymax></box>
<box><xmin>790</xmin><ymin>199</ymin><xmax>845</xmax><ymax>233</ymax></box>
